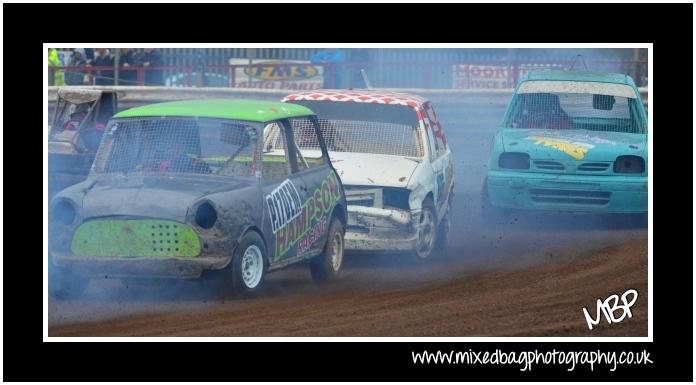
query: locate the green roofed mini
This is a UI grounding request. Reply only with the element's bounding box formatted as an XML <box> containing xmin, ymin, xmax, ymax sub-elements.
<box><xmin>49</xmin><ymin>99</ymin><xmax>347</xmax><ymax>298</ymax></box>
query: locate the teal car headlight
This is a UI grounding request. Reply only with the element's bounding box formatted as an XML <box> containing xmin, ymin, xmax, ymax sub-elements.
<box><xmin>498</xmin><ymin>152</ymin><xmax>530</xmax><ymax>170</ymax></box>
<box><xmin>613</xmin><ymin>155</ymin><xmax>645</xmax><ymax>174</ymax></box>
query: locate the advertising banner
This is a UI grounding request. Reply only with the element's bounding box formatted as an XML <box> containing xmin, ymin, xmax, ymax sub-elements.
<box><xmin>229</xmin><ymin>59</ymin><xmax>323</xmax><ymax>90</ymax></box>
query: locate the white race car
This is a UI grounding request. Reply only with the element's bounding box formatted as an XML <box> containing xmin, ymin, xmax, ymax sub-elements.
<box><xmin>280</xmin><ymin>90</ymin><xmax>454</xmax><ymax>261</ymax></box>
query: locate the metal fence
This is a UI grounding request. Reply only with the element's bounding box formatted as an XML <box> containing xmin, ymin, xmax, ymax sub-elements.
<box><xmin>49</xmin><ymin>48</ymin><xmax>648</xmax><ymax>88</ymax></box>
<box><xmin>49</xmin><ymin>60</ymin><xmax>648</xmax><ymax>89</ymax></box>
<box><xmin>47</xmin><ymin>86</ymin><xmax>650</xmax><ymax>123</ymax></box>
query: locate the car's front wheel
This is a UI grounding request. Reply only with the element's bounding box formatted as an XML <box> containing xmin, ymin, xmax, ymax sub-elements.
<box><xmin>225</xmin><ymin>231</ymin><xmax>267</xmax><ymax>297</ymax></box>
<box><xmin>310</xmin><ymin>217</ymin><xmax>345</xmax><ymax>283</ymax></box>
<box><xmin>413</xmin><ymin>198</ymin><xmax>438</xmax><ymax>261</ymax></box>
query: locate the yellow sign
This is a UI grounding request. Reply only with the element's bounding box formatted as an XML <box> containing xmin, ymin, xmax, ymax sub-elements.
<box><xmin>244</xmin><ymin>61</ymin><xmax>318</xmax><ymax>81</ymax></box>
<box><xmin>528</xmin><ymin>136</ymin><xmax>594</xmax><ymax>160</ymax></box>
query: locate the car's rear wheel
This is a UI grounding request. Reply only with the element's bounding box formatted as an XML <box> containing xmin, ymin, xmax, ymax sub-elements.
<box><xmin>413</xmin><ymin>198</ymin><xmax>438</xmax><ymax>261</ymax></box>
<box><xmin>49</xmin><ymin>257</ymin><xmax>89</xmax><ymax>299</ymax></box>
<box><xmin>225</xmin><ymin>231</ymin><xmax>267</xmax><ymax>297</ymax></box>
<box><xmin>310</xmin><ymin>218</ymin><xmax>345</xmax><ymax>283</ymax></box>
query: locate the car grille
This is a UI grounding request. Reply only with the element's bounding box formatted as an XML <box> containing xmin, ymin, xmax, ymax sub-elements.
<box><xmin>529</xmin><ymin>188</ymin><xmax>611</xmax><ymax>205</ymax></box>
<box><xmin>577</xmin><ymin>162</ymin><xmax>610</xmax><ymax>172</ymax></box>
<box><xmin>532</xmin><ymin>160</ymin><xmax>612</xmax><ymax>174</ymax></box>
<box><xmin>71</xmin><ymin>219</ymin><xmax>201</xmax><ymax>257</ymax></box>
<box><xmin>349</xmin><ymin>198</ymin><xmax>375</xmax><ymax>207</ymax></box>
<box><xmin>533</xmin><ymin>160</ymin><xmax>565</xmax><ymax>171</ymax></box>
<box><xmin>344</xmin><ymin>188</ymin><xmax>383</xmax><ymax>208</ymax></box>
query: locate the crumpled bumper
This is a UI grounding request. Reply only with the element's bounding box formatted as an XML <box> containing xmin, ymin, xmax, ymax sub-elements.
<box><xmin>344</xmin><ymin>205</ymin><xmax>419</xmax><ymax>251</ymax></box>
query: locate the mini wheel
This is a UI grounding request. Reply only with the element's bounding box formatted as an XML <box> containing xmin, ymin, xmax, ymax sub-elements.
<box><xmin>310</xmin><ymin>217</ymin><xmax>345</xmax><ymax>283</ymax></box>
<box><xmin>226</xmin><ymin>231</ymin><xmax>267</xmax><ymax>297</ymax></box>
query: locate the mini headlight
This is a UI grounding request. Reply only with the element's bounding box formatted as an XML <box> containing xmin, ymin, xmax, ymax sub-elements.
<box><xmin>195</xmin><ymin>202</ymin><xmax>218</xmax><ymax>229</ymax></box>
<box><xmin>52</xmin><ymin>200</ymin><xmax>76</xmax><ymax>225</ymax></box>
<box><xmin>49</xmin><ymin>199</ymin><xmax>78</xmax><ymax>252</ymax></box>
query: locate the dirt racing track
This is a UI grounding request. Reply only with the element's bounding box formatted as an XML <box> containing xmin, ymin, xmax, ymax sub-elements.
<box><xmin>48</xmin><ymin>100</ymin><xmax>649</xmax><ymax>337</ymax></box>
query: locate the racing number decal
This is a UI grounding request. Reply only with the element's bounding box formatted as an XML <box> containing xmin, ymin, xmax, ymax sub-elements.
<box><xmin>272</xmin><ymin>172</ymin><xmax>342</xmax><ymax>261</ymax></box>
<box><xmin>265</xmin><ymin>179</ymin><xmax>303</xmax><ymax>234</ymax></box>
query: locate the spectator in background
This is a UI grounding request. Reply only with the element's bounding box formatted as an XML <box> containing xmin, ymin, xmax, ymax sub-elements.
<box><xmin>84</xmin><ymin>48</ymin><xmax>95</xmax><ymax>61</ymax></box>
<box><xmin>310</xmin><ymin>48</ymin><xmax>345</xmax><ymax>88</ymax></box>
<box><xmin>137</xmin><ymin>48</ymin><xmax>164</xmax><ymax>86</ymax></box>
<box><xmin>48</xmin><ymin>48</ymin><xmax>66</xmax><ymax>86</ymax></box>
<box><xmin>88</xmin><ymin>48</ymin><xmax>115</xmax><ymax>85</ymax></box>
<box><xmin>118</xmin><ymin>48</ymin><xmax>138</xmax><ymax>85</ymax></box>
<box><xmin>64</xmin><ymin>49</ymin><xmax>88</xmax><ymax>85</ymax></box>
<box><xmin>348</xmin><ymin>48</ymin><xmax>371</xmax><ymax>88</ymax></box>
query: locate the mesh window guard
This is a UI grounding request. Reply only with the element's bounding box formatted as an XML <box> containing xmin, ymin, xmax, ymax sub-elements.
<box><xmin>269</xmin><ymin>118</ymin><xmax>423</xmax><ymax>157</ymax></box>
<box><xmin>508</xmin><ymin>92</ymin><xmax>644</xmax><ymax>134</ymax></box>
<box><xmin>93</xmin><ymin>117</ymin><xmax>259</xmax><ymax>177</ymax></box>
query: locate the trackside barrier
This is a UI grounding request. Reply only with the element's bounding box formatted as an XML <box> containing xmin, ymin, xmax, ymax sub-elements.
<box><xmin>48</xmin><ymin>86</ymin><xmax>649</xmax><ymax>114</ymax></box>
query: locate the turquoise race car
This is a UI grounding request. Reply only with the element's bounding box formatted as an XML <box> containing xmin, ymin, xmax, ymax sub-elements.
<box><xmin>483</xmin><ymin>70</ymin><xmax>648</xmax><ymax>215</ymax></box>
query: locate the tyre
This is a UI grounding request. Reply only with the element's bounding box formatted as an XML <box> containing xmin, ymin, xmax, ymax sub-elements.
<box><xmin>310</xmin><ymin>217</ymin><xmax>345</xmax><ymax>283</ymax></box>
<box><xmin>413</xmin><ymin>198</ymin><xmax>438</xmax><ymax>261</ymax></box>
<box><xmin>48</xmin><ymin>257</ymin><xmax>89</xmax><ymax>299</ymax></box>
<box><xmin>435</xmin><ymin>200</ymin><xmax>451</xmax><ymax>252</ymax></box>
<box><xmin>225</xmin><ymin>231</ymin><xmax>267</xmax><ymax>297</ymax></box>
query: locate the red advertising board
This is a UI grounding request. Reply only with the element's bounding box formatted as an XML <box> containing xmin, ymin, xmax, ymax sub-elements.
<box><xmin>452</xmin><ymin>63</ymin><xmax>565</xmax><ymax>88</ymax></box>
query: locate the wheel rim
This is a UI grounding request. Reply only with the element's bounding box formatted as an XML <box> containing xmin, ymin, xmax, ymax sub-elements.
<box><xmin>416</xmin><ymin>208</ymin><xmax>436</xmax><ymax>258</ymax></box>
<box><xmin>329</xmin><ymin>232</ymin><xmax>344</xmax><ymax>272</ymax></box>
<box><xmin>241</xmin><ymin>245</ymin><xmax>263</xmax><ymax>289</ymax></box>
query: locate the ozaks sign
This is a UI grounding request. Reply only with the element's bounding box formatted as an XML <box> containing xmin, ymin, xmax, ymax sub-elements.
<box><xmin>230</xmin><ymin>59</ymin><xmax>323</xmax><ymax>90</ymax></box>
<box><xmin>244</xmin><ymin>61</ymin><xmax>318</xmax><ymax>81</ymax></box>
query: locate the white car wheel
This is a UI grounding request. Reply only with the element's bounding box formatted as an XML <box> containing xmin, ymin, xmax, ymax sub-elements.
<box><xmin>415</xmin><ymin>201</ymin><xmax>437</xmax><ymax>260</ymax></box>
<box><xmin>241</xmin><ymin>245</ymin><xmax>264</xmax><ymax>289</ymax></box>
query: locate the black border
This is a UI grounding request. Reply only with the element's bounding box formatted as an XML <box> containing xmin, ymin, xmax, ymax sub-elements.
<box><xmin>3</xmin><ymin>2</ymin><xmax>693</xmax><ymax>381</ymax></box>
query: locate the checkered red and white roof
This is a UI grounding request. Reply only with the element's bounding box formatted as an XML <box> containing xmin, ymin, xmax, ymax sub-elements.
<box><xmin>281</xmin><ymin>89</ymin><xmax>429</xmax><ymax>109</ymax></box>
<box><xmin>282</xmin><ymin>89</ymin><xmax>447</xmax><ymax>147</ymax></box>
